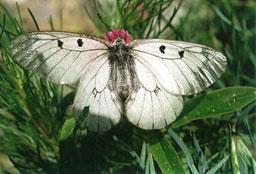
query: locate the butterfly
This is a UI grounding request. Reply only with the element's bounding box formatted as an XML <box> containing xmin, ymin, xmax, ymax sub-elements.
<box><xmin>11</xmin><ymin>29</ymin><xmax>227</xmax><ymax>132</ymax></box>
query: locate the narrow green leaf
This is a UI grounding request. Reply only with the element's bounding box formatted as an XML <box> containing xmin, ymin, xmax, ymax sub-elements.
<box><xmin>213</xmin><ymin>6</ymin><xmax>231</xmax><ymax>25</ymax></box>
<box><xmin>48</xmin><ymin>15</ymin><xmax>54</xmax><ymax>31</ymax></box>
<box><xmin>231</xmin><ymin>134</ymin><xmax>256</xmax><ymax>174</ymax></box>
<box><xmin>0</xmin><ymin>108</ymin><xmax>16</xmax><ymax>121</ymax></box>
<box><xmin>172</xmin><ymin>87</ymin><xmax>256</xmax><ymax>128</ymax></box>
<box><xmin>148</xmin><ymin>151</ymin><xmax>156</xmax><ymax>174</ymax></box>
<box><xmin>140</xmin><ymin>141</ymin><xmax>147</xmax><ymax>169</ymax></box>
<box><xmin>146</xmin><ymin>144</ymin><xmax>157</xmax><ymax>174</ymax></box>
<box><xmin>193</xmin><ymin>134</ymin><xmax>208</xmax><ymax>173</ymax></box>
<box><xmin>169</xmin><ymin>129</ymin><xmax>199</xmax><ymax>174</ymax></box>
<box><xmin>27</xmin><ymin>8</ymin><xmax>40</xmax><ymax>31</ymax></box>
<box><xmin>231</xmin><ymin>135</ymin><xmax>241</xmax><ymax>174</ymax></box>
<box><xmin>206</xmin><ymin>155</ymin><xmax>229</xmax><ymax>174</ymax></box>
<box><xmin>60</xmin><ymin>118</ymin><xmax>76</xmax><ymax>141</ymax></box>
<box><xmin>148</xmin><ymin>132</ymin><xmax>186</xmax><ymax>174</ymax></box>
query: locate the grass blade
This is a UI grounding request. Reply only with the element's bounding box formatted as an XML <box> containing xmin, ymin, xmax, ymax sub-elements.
<box><xmin>168</xmin><ymin>129</ymin><xmax>199</xmax><ymax>174</ymax></box>
<box><xmin>27</xmin><ymin>8</ymin><xmax>40</xmax><ymax>31</ymax></box>
<box><xmin>206</xmin><ymin>155</ymin><xmax>229</xmax><ymax>174</ymax></box>
<box><xmin>148</xmin><ymin>132</ymin><xmax>186</xmax><ymax>174</ymax></box>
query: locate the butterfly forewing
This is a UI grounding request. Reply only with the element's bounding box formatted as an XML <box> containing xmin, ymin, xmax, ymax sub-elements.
<box><xmin>11</xmin><ymin>32</ymin><xmax>108</xmax><ymax>84</ymax></box>
<box><xmin>131</xmin><ymin>39</ymin><xmax>227</xmax><ymax>95</ymax></box>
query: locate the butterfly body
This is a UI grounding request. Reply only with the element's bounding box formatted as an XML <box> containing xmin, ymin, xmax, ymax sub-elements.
<box><xmin>11</xmin><ymin>29</ymin><xmax>227</xmax><ymax>132</ymax></box>
<box><xmin>108</xmin><ymin>41</ymin><xmax>139</xmax><ymax>102</ymax></box>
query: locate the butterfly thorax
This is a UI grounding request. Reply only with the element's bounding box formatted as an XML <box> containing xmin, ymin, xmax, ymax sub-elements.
<box><xmin>108</xmin><ymin>43</ymin><xmax>139</xmax><ymax>102</ymax></box>
<box><xmin>109</xmin><ymin>41</ymin><xmax>130</xmax><ymax>61</ymax></box>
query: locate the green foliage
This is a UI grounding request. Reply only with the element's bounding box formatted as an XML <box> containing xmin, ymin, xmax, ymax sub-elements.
<box><xmin>0</xmin><ymin>0</ymin><xmax>255</xmax><ymax>173</ymax></box>
<box><xmin>230</xmin><ymin>133</ymin><xmax>256</xmax><ymax>174</ymax></box>
<box><xmin>60</xmin><ymin>118</ymin><xmax>76</xmax><ymax>141</ymax></box>
<box><xmin>0</xmin><ymin>3</ymin><xmax>62</xmax><ymax>173</ymax></box>
<box><xmin>85</xmin><ymin>0</ymin><xmax>183</xmax><ymax>39</ymax></box>
<box><xmin>172</xmin><ymin>87</ymin><xmax>256</xmax><ymax>128</ymax></box>
<box><xmin>148</xmin><ymin>132</ymin><xmax>186</xmax><ymax>174</ymax></box>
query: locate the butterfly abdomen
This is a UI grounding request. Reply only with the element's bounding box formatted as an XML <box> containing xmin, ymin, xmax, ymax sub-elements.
<box><xmin>108</xmin><ymin>47</ymin><xmax>139</xmax><ymax>102</ymax></box>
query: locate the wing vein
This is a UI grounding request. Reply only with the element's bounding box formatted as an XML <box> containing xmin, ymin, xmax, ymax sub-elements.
<box><xmin>155</xmin><ymin>92</ymin><xmax>168</xmax><ymax>126</ymax></box>
<box><xmin>137</xmin><ymin>89</ymin><xmax>147</xmax><ymax>126</ymax></box>
<box><xmin>47</xmin><ymin>50</ymin><xmax>72</xmax><ymax>77</ymax></box>
<box><xmin>59</xmin><ymin>51</ymin><xmax>82</xmax><ymax>82</ymax></box>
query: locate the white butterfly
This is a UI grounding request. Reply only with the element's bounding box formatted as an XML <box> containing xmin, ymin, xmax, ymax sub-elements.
<box><xmin>11</xmin><ymin>29</ymin><xmax>227</xmax><ymax>132</ymax></box>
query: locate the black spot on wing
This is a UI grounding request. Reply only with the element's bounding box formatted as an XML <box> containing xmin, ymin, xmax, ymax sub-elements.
<box><xmin>178</xmin><ymin>50</ymin><xmax>184</xmax><ymax>58</ymax></box>
<box><xmin>77</xmin><ymin>38</ymin><xmax>83</xmax><ymax>47</ymax></box>
<box><xmin>159</xmin><ymin>45</ymin><xmax>166</xmax><ymax>54</ymax></box>
<box><xmin>58</xmin><ymin>40</ymin><xmax>63</xmax><ymax>48</ymax></box>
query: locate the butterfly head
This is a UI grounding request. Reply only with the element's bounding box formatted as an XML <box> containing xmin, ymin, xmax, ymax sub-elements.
<box><xmin>102</xmin><ymin>29</ymin><xmax>132</xmax><ymax>46</ymax></box>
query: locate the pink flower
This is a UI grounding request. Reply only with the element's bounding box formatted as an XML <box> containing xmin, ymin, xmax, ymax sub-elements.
<box><xmin>102</xmin><ymin>29</ymin><xmax>132</xmax><ymax>44</ymax></box>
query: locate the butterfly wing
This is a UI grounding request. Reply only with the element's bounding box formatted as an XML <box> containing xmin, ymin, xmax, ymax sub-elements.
<box><xmin>11</xmin><ymin>32</ymin><xmax>108</xmax><ymax>84</ymax></box>
<box><xmin>131</xmin><ymin>39</ymin><xmax>227</xmax><ymax>95</ymax></box>
<box><xmin>126</xmin><ymin>85</ymin><xmax>183</xmax><ymax>130</ymax></box>
<box><xmin>125</xmin><ymin>39</ymin><xmax>226</xmax><ymax>129</ymax></box>
<box><xmin>125</xmin><ymin>57</ymin><xmax>183</xmax><ymax>129</ymax></box>
<box><xmin>11</xmin><ymin>32</ymin><xmax>122</xmax><ymax>132</ymax></box>
<box><xmin>73</xmin><ymin>59</ymin><xmax>122</xmax><ymax>132</ymax></box>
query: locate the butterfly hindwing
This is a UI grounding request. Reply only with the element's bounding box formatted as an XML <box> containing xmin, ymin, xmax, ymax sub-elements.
<box><xmin>126</xmin><ymin>85</ymin><xmax>183</xmax><ymax>130</ymax></box>
<box><xmin>131</xmin><ymin>39</ymin><xmax>227</xmax><ymax>95</ymax></box>
<box><xmin>73</xmin><ymin>57</ymin><xmax>122</xmax><ymax>132</ymax></box>
<box><xmin>11</xmin><ymin>32</ymin><xmax>108</xmax><ymax>84</ymax></box>
<box><xmin>125</xmin><ymin>58</ymin><xmax>183</xmax><ymax>129</ymax></box>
